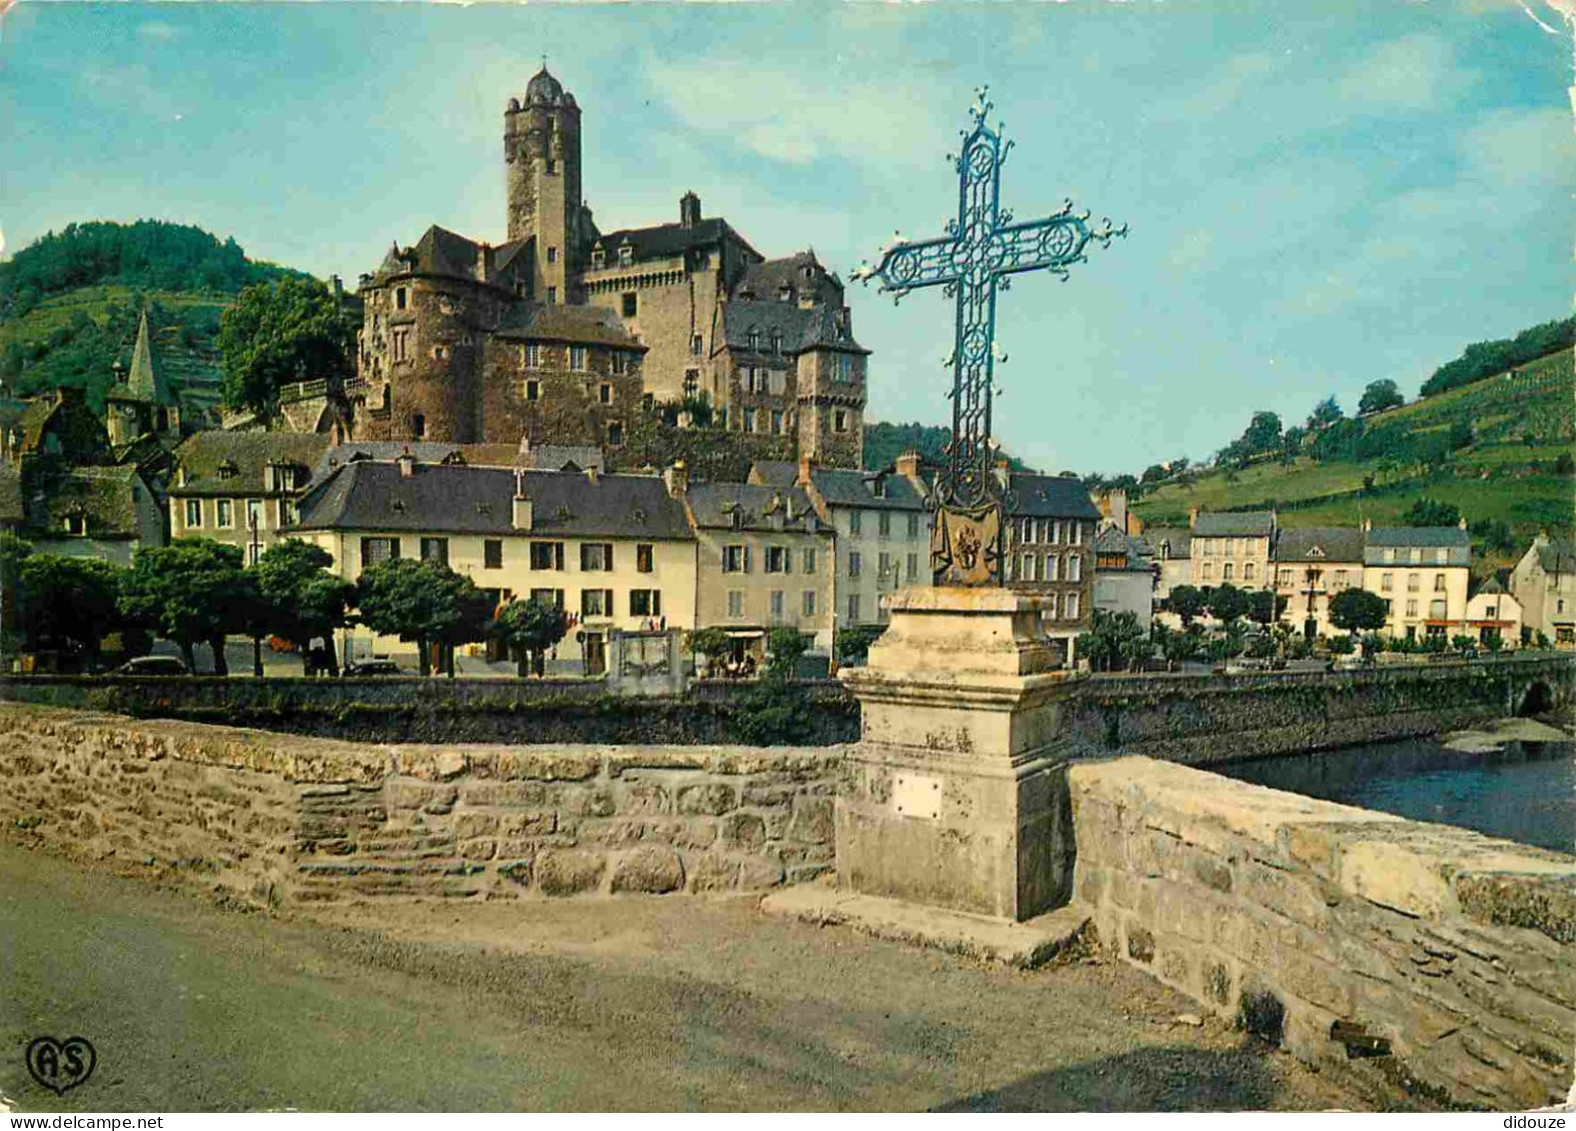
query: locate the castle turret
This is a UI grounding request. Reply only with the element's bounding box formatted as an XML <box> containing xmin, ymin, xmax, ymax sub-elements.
<box><xmin>504</xmin><ymin>66</ymin><xmax>584</xmax><ymax>304</ymax></box>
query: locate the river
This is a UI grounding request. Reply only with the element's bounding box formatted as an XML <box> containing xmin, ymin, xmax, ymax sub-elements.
<box><xmin>1220</xmin><ymin>722</ymin><xmax>1576</xmax><ymax>855</ymax></box>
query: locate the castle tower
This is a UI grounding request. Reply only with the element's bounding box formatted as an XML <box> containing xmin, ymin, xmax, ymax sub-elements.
<box><xmin>504</xmin><ymin>66</ymin><xmax>584</xmax><ymax>304</ymax></box>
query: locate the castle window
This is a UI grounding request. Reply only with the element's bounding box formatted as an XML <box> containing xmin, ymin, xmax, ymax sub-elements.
<box><xmin>599</xmin><ymin>384</ymin><xmax>613</xmax><ymax>405</ymax></box>
<box><xmin>622</xmin><ymin>292</ymin><xmax>638</xmax><ymax>317</ymax></box>
<box><xmin>64</xmin><ymin>513</ymin><xmax>86</xmax><ymax>536</ymax></box>
<box><xmin>547</xmin><ymin>246</ymin><xmax>558</xmax><ymax>264</ymax></box>
<box><xmin>396</xmin><ymin>288</ymin><xmax>408</xmax><ymax>310</ymax></box>
<box><xmin>770</xmin><ymin>410</ymin><xmax>783</xmax><ymax>436</ymax></box>
<box><xmin>835</xmin><ymin>355</ymin><xmax>854</xmax><ymax>383</ymax></box>
<box><xmin>525</xmin><ymin>379</ymin><xmax>541</xmax><ymax>402</ymax></box>
<box><xmin>413</xmin><ymin>413</ymin><xmax>425</xmax><ymax>438</ymax></box>
<box><xmin>833</xmin><ymin>409</ymin><xmax>848</xmax><ymax>433</ymax></box>
<box><xmin>691</xmin><ymin>334</ymin><xmax>703</xmax><ymax>356</ymax></box>
<box><xmin>618</xmin><ymin>245</ymin><xmax>633</xmax><ymax>268</ymax></box>
<box><xmin>570</xmin><ymin>346</ymin><xmax>588</xmax><ymax>371</ymax></box>
<box><xmin>612</xmin><ymin>353</ymin><xmax>628</xmax><ymax>375</ymax></box>
<box><xmin>607</xmin><ymin>422</ymin><xmax>624</xmax><ymax>446</ymax></box>
<box><xmin>546</xmin><ymin>158</ymin><xmax>557</xmax><ymax>175</ymax></box>
<box><xmin>432</xmin><ymin>345</ymin><xmax>447</xmax><ymax>361</ymax></box>
<box><xmin>683</xmin><ymin>370</ymin><xmax>699</xmax><ymax>398</ymax></box>
<box><xmin>546</xmin><ymin>286</ymin><xmax>557</xmax><ymax>304</ymax></box>
<box><xmin>591</xmin><ymin>248</ymin><xmax>605</xmax><ymax>269</ymax></box>
<box><xmin>392</xmin><ymin>329</ymin><xmax>409</xmax><ymax>362</ymax></box>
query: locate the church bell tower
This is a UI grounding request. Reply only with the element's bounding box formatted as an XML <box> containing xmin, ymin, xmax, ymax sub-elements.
<box><xmin>504</xmin><ymin>66</ymin><xmax>584</xmax><ymax>304</ymax></box>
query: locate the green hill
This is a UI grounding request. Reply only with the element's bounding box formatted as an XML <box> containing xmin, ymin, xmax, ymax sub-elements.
<box><xmin>0</xmin><ymin>220</ymin><xmax>310</xmax><ymax>414</ymax></box>
<box><xmin>1131</xmin><ymin>347</ymin><xmax>1575</xmax><ymax>572</ymax></box>
<box><xmin>862</xmin><ymin>420</ymin><xmax>1033</xmax><ymax>473</ymax></box>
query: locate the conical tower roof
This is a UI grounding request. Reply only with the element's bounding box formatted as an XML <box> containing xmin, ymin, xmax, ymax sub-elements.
<box><xmin>115</xmin><ymin>307</ymin><xmax>172</xmax><ymax>405</ymax></box>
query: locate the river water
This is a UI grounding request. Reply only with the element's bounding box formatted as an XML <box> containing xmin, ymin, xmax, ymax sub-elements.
<box><xmin>1221</xmin><ymin>729</ymin><xmax>1576</xmax><ymax>855</ymax></box>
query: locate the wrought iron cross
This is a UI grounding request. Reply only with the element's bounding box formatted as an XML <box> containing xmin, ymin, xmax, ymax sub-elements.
<box><xmin>855</xmin><ymin>89</ymin><xmax>1126</xmax><ymax>586</ymax></box>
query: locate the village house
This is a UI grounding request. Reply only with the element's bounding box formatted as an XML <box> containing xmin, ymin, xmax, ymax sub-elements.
<box><xmin>679</xmin><ymin>471</ymin><xmax>834</xmax><ymax>662</ymax></box>
<box><xmin>168</xmin><ymin>432</ymin><xmax>331</xmax><ymax>563</ymax></box>
<box><xmin>1509</xmin><ymin>532</ymin><xmax>1576</xmax><ymax>648</ymax></box>
<box><xmin>289</xmin><ymin>455</ymin><xmax>697</xmax><ymax>674</ymax></box>
<box><xmin>1188</xmin><ymin>509</ymin><xmax>1275</xmax><ymax>591</ymax></box>
<box><xmin>1002</xmin><ymin>472</ymin><xmax>1102</xmax><ymax>664</ymax></box>
<box><xmin>1093</xmin><ymin>525</ymin><xmax>1154</xmax><ymax>630</ymax></box>
<box><xmin>1139</xmin><ymin>526</ymin><xmax>1192</xmax><ymax>600</ymax></box>
<box><xmin>749</xmin><ymin>452</ymin><xmax>930</xmax><ymax>632</ymax></box>
<box><xmin>1272</xmin><ymin>526</ymin><xmax>1365</xmax><ymax>639</ymax></box>
<box><xmin>1464</xmin><ymin>576</ymin><xmax>1522</xmax><ymax>648</ymax></box>
<box><xmin>1361</xmin><ymin>521</ymin><xmax>1472</xmax><ymax>642</ymax></box>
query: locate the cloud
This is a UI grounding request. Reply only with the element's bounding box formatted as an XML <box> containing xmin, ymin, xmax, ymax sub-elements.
<box><xmin>136</xmin><ymin>21</ymin><xmax>180</xmax><ymax>43</ymax></box>
<box><xmin>1338</xmin><ymin>34</ymin><xmax>1465</xmax><ymax>109</ymax></box>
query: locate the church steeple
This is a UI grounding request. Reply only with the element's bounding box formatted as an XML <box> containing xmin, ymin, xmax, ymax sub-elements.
<box><xmin>106</xmin><ymin>306</ymin><xmax>180</xmax><ymax>445</ymax></box>
<box><xmin>125</xmin><ymin>306</ymin><xmax>169</xmax><ymax>403</ymax></box>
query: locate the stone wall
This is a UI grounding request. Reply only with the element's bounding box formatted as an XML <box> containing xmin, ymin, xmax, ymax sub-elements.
<box><xmin>0</xmin><ymin>704</ymin><xmax>842</xmax><ymax>906</ymax></box>
<box><xmin>1068</xmin><ymin>756</ymin><xmax>1576</xmax><ymax>1109</ymax></box>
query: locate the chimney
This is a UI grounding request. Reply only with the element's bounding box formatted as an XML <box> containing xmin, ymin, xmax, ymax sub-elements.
<box><xmin>328</xmin><ymin>274</ymin><xmax>343</xmax><ymax>297</ymax></box>
<box><xmin>397</xmin><ymin>449</ymin><xmax>416</xmax><ymax>478</ymax></box>
<box><xmin>1108</xmin><ymin>489</ymin><xmax>1128</xmax><ymax>533</ymax></box>
<box><xmin>663</xmin><ymin>460</ymin><xmax>688</xmax><ymax>499</ymax></box>
<box><xmin>585</xmin><ymin>466</ymin><xmax>599</xmax><ymax>486</ymax></box>
<box><xmin>797</xmin><ymin>452</ymin><xmax>813</xmax><ymax>487</ymax></box>
<box><xmin>895</xmin><ymin>449</ymin><xmax>920</xmax><ymax>479</ymax></box>
<box><xmin>680</xmin><ymin>191</ymin><xmax>701</xmax><ymax>229</ymax></box>
<box><xmin>1189</xmin><ymin>506</ymin><xmax>1200</xmax><ymax>530</ymax></box>
<box><xmin>1362</xmin><ymin>516</ymin><xmax>1372</xmax><ymax>533</ymax></box>
<box><xmin>1458</xmin><ymin>515</ymin><xmax>1468</xmax><ymax>530</ymax></box>
<box><xmin>512</xmin><ymin>470</ymin><xmax>533</xmax><ymax>531</ymax></box>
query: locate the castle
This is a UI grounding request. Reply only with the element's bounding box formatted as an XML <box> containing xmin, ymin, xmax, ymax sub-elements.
<box><xmin>350</xmin><ymin>68</ymin><xmax>869</xmax><ymax>467</ymax></box>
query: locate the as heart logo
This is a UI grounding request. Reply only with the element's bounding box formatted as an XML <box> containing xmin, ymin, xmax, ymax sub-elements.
<box><xmin>25</xmin><ymin>1036</ymin><xmax>96</xmax><ymax>1097</ymax></box>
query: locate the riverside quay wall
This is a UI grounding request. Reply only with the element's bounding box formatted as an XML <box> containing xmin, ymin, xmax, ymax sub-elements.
<box><xmin>1069</xmin><ymin>757</ymin><xmax>1576</xmax><ymax>1110</ymax></box>
<box><xmin>0</xmin><ymin>705</ymin><xmax>841</xmax><ymax>905</ymax></box>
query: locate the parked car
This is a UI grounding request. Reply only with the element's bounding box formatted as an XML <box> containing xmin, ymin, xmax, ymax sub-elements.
<box><xmin>113</xmin><ymin>655</ymin><xmax>189</xmax><ymax>676</ymax></box>
<box><xmin>342</xmin><ymin>658</ymin><xmax>402</xmax><ymax>677</ymax></box>
<box><xmin>1329</xmin><ymin>653</ymin><xmax>1374</xmax><ymax>672</ymax></box>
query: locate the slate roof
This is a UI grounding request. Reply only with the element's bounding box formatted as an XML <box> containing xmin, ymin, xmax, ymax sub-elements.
<box><xmin>369</xmin><ymin>226</ymin><xmax>533</xmax><ymax>291</ymax></box>
<box><xmin>1192</xmin><ymin>511</ymin><xmax>1275</xmax><ymax>537</ymax></box>
<box><xmin>719</xmin><ymin>300</ymin><xmax>868</xmax><ymax>356</ymax></box>
<box><xmin>1095</xmin><ymin>526</ymin><xmax>1152</xmax><ymax>572</ymax></box>
<box><xmin>519</xmin><ymin>443</ymin><xmax>606</xmax><ymax>473</ymax></box>
<box><xmin>1272</xmin><ymin>525</ymin><xmax>1365</xmax><ymax>563</ymax></box>
<box><xmin>1363</xmin><ymin>525</ymin><xmax>1471</xmax><ymax>566</ymax></box>
<box><xmin>494</xmin><ymin>302</ymin><xmax>645</xmax><ymax>349</ymax></box>
<box><xmin>591</xmin><ymin>217</ymin><xmax>753</xmax><ymax>265</ymax></box>
<box><xmin>1140</xmin><ymin>527</ymin><xmax>1192</xmax><ymax>560</ymax></box>
<box><xmin>685</xmin><ymin>482</ymin><xmax>823</xmax><ymax>534</ymax></box>
<box><xmin>171</xmin><ymin>431</ymin><xmax>331</xmax><ymax>497</ymax></box>
<box><xmin>751</xmin><ymin>461</ymin><xmax>926</xmax><ymax>512</ymax></box>
<box><xmin>1535</xmin><ymin>537</ymin><xmax>1576</xmax><ymax>576</ymax></box>
<box><xmin>734</xmin><ymin>252</ymin><xmax>844</xmax><ymax>305</ymax></box>
<box><xmin>293</xmin><ymin>461</ymin><xmax>694</xmax><ymax>541</ymax></box>
<box><xmin>108</xmin><ymin>308</ymin><xmax>175</xmax><ymax>406</ymax></box>
<box><xmin>1007</xmin><ymin>473</ymin><xmax>1102</xmax><ymax>521</ymax></box>
<box><xmin>314</xmin><ymin>441</ymin><xmax>529</xmax><ymax>483</ymax></box>
<box><xmin>23</xmin><ymin>467</ymin><xmax>147</xmax><ymax>539</ymax></box>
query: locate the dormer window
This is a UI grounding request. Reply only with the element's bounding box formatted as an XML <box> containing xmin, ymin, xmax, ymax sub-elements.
<box><xmin>63</xmin><ymin>512</ymin><xmax>86</xmax><ymax>536</ymax></box>
<box><xmin>870</xmin><ymin>477</ymin><xmax>886</xmax><ymax>499</ymax></box>
<box><xmin>778</xmin><ymin>285</ymin><xmax>793</xmax><ymax>302</ymax></box>
<box><xmin>770</xmin><ymin>330</ymin><xmax>783</xmax><ymax>355</ymax></box>
<box><xmin>591</xmin><ymin>248</ymin><xmax>606</xmax><ymax>270</ymax></box>
<box><xmin>747</xmin><ymin>329</ymin><xmax>760</xmax><ymax>351</ymax></box>
<box><xmin>217</xmin><ymin>459</ymin><xmax>239</xmax><ymax>480</ymax></box>
<box><xmin>618</xmin><ymin>244</ymin><xmax>634</xmax><ymax>268</ymax></box>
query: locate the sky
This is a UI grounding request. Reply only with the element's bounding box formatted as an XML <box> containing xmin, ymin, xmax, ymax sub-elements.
<box><xmin>1</xmin><ymin>1</ymin><xmax>1572</xmax><ymax>476</ymax></box>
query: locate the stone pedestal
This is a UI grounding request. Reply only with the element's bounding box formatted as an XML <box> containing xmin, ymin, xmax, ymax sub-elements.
<box><xmin>836</xmin><ymin>587</ymin><xmax>1078</xmax><ymax>922</ymax></box>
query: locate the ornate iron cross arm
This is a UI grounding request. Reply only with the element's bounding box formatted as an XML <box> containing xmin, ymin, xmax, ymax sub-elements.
<box><xmin>854</xmin><ymin>88</ymin><xmax>1126</xmax><ymax>587</ymax></box>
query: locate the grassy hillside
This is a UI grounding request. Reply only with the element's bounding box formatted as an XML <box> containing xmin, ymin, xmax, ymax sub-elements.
<box><xmin>1132</xmin><ymin>348</ymin><xmax>1574</xmax><ymax>571</ymax></box>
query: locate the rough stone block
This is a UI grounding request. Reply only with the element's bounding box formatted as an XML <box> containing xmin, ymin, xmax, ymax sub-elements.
<box><xmin>535</xmin><ymin>849</ymin><xmax>607</xmax><ymax>896</ymax></box>
<box><xmin>738</xmin><ymin>855</ymin><xmax>786</xmax><ymax>890</ymax></box>
<box><xmin>610</xmin><ymin>846</ymin><xmax>685</xmax><ymax>894</ymax></box>
<box><xmin>787</xmin><ymin>796</ymin><xmax>834</xmax><ymax>844</ymax></box>
<box><xmin>687</xmin><ymin>854</ymin><xmax>740</xmax><ymax>893</ymax></box>
<box><xmin>676</xmin><ymin>783</ymin><xmax>737</xmax><ymax>816</ymax></box>
<box><xmin>497</xmin><ymin>811</ymin><xmax>557</xmax><ymax>837</ymax></box>
<box><xmin>460</xmin><ymin>838</ymin><xmax>497</xmax><ymax>861</ymax></box>
<box><xmin>722</xmin><ymin>812</ymin><xmax>767</xmax><ymax>851</ymax></box>
<box><xmin>452</xmin><ymin>813</ymin><xmax>499</xmax><ymax>838</ymax></box>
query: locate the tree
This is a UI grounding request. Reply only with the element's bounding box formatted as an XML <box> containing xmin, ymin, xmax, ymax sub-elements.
<box><xmin>1247</xmin><ymin>589</ymin><xmax>1285</xmax><ymax>626</ymax></box>
<box><xmin>18</xmin><ymin>554</ymin><xmax>125</xmax><ymax>665</ymax></box>
<box><xmin>1206</xmin><ymin>583</ymin><xmax>1248</xmax><ymax>625</ymax></box>
<box><xmin>1305</xmin><ymin>395</ymin><xmax>1343</xmax><ymax>431</ymax></box>
<box><xmin>1235</xmin><ymin>411</ymin><xmax>1282</xmax><ymax>457</ymax></box>
<box><xmin>1167</xmin><ymin>584</ymin><xmax>1206</xmax><ymax>627</ymax></box>
<box><xmin>1278</xmin><ymin>425</ymin><xmax>1305</xmax><ymax>466</ymax></box>
<box><xmin>1402</xmin><ymin>498</ymin><xmax>1461</xmax><ymax>527</ymax></box>
<box><xmin>353</xmin><ymin>558</ymin><xmax>489</xmax><ymax>677</ymax></box>
<box><xmin>218</xmin><ymin>276</ymin><xmax>355</xmax><ymax>418</ymax></box>
<box><xmin>1076</xmin><ymin>609</ymin><xmax>1150</xmax><ymax>672</ymax></box>
<box><xmin>766</xmin><ymin>626</ymin><xmax>809</xmax><ymax>677</ymax></box>
<box><xmin>493</xmin><ymin>597</ymin><xmax>569</xmax><ymax>677</ymax></box>
<box><xmin>254</xmin><ymin>539</ymin><xmax>355</xmax><ymax>673</ymax></box>
<box><xmin>1358</xmin><ymin>379</ymin><xmax>1404</xmax><ymax>416</ymax></box>
<box><xmin>0</xmin><ymin>534</ymin><xmax>33</xmax><ymax>656</ymax></box>
<box><xmin>118</xmin><ymin>539</ymin><xmax>257</xmax><ymax>674</ymax></box>
<box><xmin>1329</xmin><ymin>588</ymin><xmax>1388</xmax><ymax>638</ymax></box>
<box><xmin>687</xmin><ymin>627</ymin><xmax>732</xmax><ymax>676</ymax></box>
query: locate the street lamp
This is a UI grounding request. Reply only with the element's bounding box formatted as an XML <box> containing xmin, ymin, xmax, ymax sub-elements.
<box><xmin>249</xmin><ymin>508</ymin><xmax>263</xmax><ymax>677</ymax></box>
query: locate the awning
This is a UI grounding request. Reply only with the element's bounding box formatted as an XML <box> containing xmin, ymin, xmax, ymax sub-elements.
<box><xmin>725</xmin><ymin>630</ymin><xmax>766</xmax><ymax>639</ymax></box>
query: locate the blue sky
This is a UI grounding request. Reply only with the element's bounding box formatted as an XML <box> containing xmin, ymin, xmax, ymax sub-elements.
<box><xmin>2</xmin><ymin>1</ymin><xmax>1571</xmax><ymax>475</ymax></box>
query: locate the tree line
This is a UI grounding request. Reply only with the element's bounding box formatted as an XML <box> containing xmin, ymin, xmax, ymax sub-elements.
<box><xmin>0</xmin><ymin>535</ymin><xmax>572</xmax><ymax>678</ymax></box>
<box><xmin>0</xmin><ymin>220</ymin><xmax>302</xmax><ymax>320</ymax></box>
<box><xmin>1419</xmin><ymin>316</ymin><xmax>1574</xmax><ymax>398</ymax></box>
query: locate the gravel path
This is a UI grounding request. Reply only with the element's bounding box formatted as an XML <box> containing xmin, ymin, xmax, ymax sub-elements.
<box><xmin>0</xmin><ymin>843</ymin><xmax>1381</xmax><ymax>1112</ymax></box>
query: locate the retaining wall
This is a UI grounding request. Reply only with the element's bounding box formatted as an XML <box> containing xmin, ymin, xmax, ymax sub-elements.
<box><xmin>0</xmin><ymin>704</ymin><xmax>842</xmax><ymax>905</ymax></box>
<box><xmin>1068</xmin><ymin>756</ymin><xmax>1576</xmax><ymax>1109</ymax></box>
